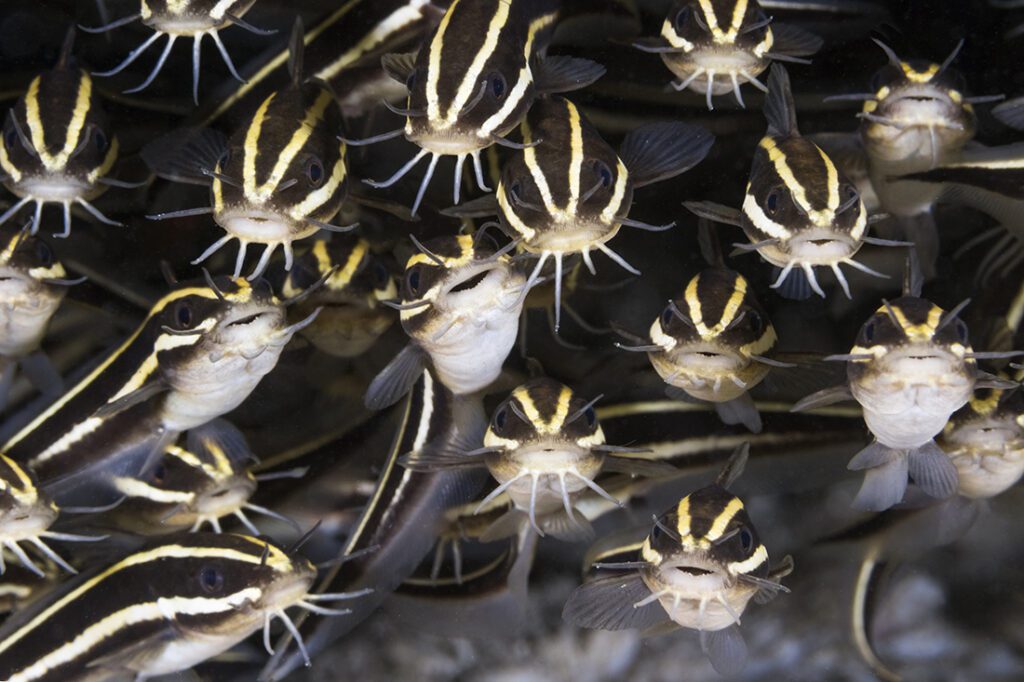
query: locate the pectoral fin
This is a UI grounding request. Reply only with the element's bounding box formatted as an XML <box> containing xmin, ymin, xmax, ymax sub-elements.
<box><xmin>906</xmin><ymin>441</ymin><xmax>959</xmax><ymax>500</ymax></box>
<box><xmin>534</xmin><ymin>56</ymin><xmax>605</xmax><ymax>94</ymax></box>
<box><xmin>562</xmin><ymin>572</ymin><xmax>669</xmax><ymax>631</ymax></box>
<box><xmin>364</xmin><ymin>344</ymin><xmax>427</xmax><ymax>410</ymax></box>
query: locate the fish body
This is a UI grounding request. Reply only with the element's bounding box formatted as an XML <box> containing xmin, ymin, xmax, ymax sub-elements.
<box><xmin>646</xmin><ymin>265</ymin><xmax>778</xmax><ymax>432</ymax></box>
<box><xmin>0</xmin><ymin>532</ymin><xmax>325</xmax><ymax>682</ymax></box>
<box><xmin>371</xmin><ymin>0</ymin><xmax>607</xmax><ymax>214</ymax></box>
<box><xmin>365</xmin><ymin>234</ymin><xmax>527</xmax><ymax>409</ymax></box>
<box><xmin>639</xmin><ymin>0</ymin><xmax>822</xmax><ymax>108</ymax></box>
<box><xmin>281</xmin><ymin>236</ymin><xmax>396</xmax><ymax>358</ymax></box>
<box><xmin>2</xmin><ymin>276</ymin><xmax>302</xmax><ymax>503</ymax></box>
<box><xmin>562</xmin><ymin>445</ymin><xmax>791</xmax><ymax>676</ymax></box>
<box><xmin>0</xmin><ymin>31</ymin><xmax>120</xmax><ymax>237</ymax></box>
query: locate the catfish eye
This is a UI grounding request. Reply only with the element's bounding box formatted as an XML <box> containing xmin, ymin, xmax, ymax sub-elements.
<box><xmin>955</xmin><ymin>319</ymin><xmax>969</xmax><ymax>344</ymax></box>
<box><xmin>651</xmin><ymin>521</ymin><xmax>663</xmax><ymax>541</ymax></box>
<box><xmin>488</xmin><ymin>72</ymin><xmax>507</xmax><ymax>99</ymax></box>
<box><xmin>660</xmin><ymin>305</ymin><xmax>675</xmax><ymax>329</ymax></box>
<box><xmin>406</xmin><ymin>68</ymin><xmax>418</xmax><ymax>92</ymax></box>
<box><xmin>673</xmin><ymin>6</ymin><xmax>691</xmax><ymax>32</ymax></box>
<box><xmin>93</xmin><ymin>128</ymin><xmax>108</xmax><ymax>153</ymax></box>
<box><xmin>765</xmin><ymin>190</ymin><xmax>780</xmax><ymax>216</ymax></box>
<box><xmin>199</xmin><ymin>566</ymin><xmax>224</xmax><ymax>593</ymax></box>
<box><xmin>739</xmin><ymin>527</ymin><xmax>754</xmax><ymax>553</ymax></box>
<box><xmin>584</xmin><ymin>406</ymin><xmax>596</xmax><ymax>428</ymax></box>
<box><xmin>405</xmin><ymin>265</ymin><xmax>423</xmax><ymax>297</ymax></box>
<box><xmin>594</xmin><ymin>160</ymin><xmax>613</xmax><ymax>188</ymax></box>
<box><xmin>174</xmin><ymin>301</ymin><xmax>194</xmax><ymax>329</ymax></box>
<box><xmin>747</xmin><ymin>310</ymin><xmax>763</xmax><ymax>335</ymax></box>
<box><xmin>863</xmin><ymin>320</ymin><xmax>876</xmax><ymax>344</ymax></box>
<box><xmin>843</xmin><ymin>183</ymin><xmax>858</xmax><ymax>201</ymax></box>
<box><xmin>305</xmin><ymin>157</ymin><xmax>325</xmax><ymax>188</ymax></box>
<box><xmin>34</xmin><ymin>240</ymin><xmax>53</xmax><ymax>267</ymax></box>
<box><xmin>253</xmin><ymin>277</ymin><xmax>274</xmax><ymax>299</ymax></box>
<box><xmin>152</xmin><ymin>463</ymin><xmax>166</xmax><ymax>484</ymax></box>
<box><xmin>492</xmin><ymin>405</ymin><xmax>508</xmax><ymax>432</ymax></box>
<box><xmin>4</xmin><ymin>125</ymin><xmax>16</xmax><ymax>152</ymax></box>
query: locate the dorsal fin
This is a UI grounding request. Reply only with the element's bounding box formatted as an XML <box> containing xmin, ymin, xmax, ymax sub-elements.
<box><xmin>715</xmin><ymin>443</ymin><xmax>749</xmax><ymax>489</ymax></box>
<box><xmin>57</xmin><ymin>26</ymin><xmax>76</xmax><ymax>70</ymax></box>
<box><xmin>903</xmin><ymin>248</ymin><xmax>923</xmax><ymax>297</ymax></box>
<box><xmin>764</xmin><ymin>64</ymin><xmax>799</xmax><ymax>137</ymax></box>
<box><xmin>287</xmin><ymin>17</ymin><xmax>305</xmax><ymax>87</ymax></box>
<box><xmin>697</xmin><ymin>217</ymin><xmax>724</xmax><ymax>268</ymax></box>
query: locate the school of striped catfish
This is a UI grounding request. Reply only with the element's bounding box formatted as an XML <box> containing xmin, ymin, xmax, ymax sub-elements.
<box><xmin>0</xmin><ymin>0</ymin><xmax>1020</xmax><ymax>680</ymax></box>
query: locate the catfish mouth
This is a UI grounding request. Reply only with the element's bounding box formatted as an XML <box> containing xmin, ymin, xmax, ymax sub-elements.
<box><xmin>147</xmin><ymin>15</ymin><xmax>223</xmax><ymax>34</ymax></box>
<box><xmin>440</xmin><ymin>261</ymin><xmax>518</xmax><ymax>311</ymax></box>
<box><xmin>671</xmin><ymin>344</ymin><xmax>746</xmax><ymax>373</ymax></box>
<box><xmin>1</xmin><ymin>506</ymin><xmax>56</xmax><ymax>540</ymax></box>
<box><xmin>218</xmin><ymin>208</ymin><xmax>309</xmax><ymax>242</ymax></box>
<box><xmin>877</xmin><ymin>86</ymin><xmax>965</xmax><ymax>127</ymax></box>
<box><xmin>260</xmin><ymin>563</ymin><xmax>317</xmax><ymax>611</ymax></box>
<box><xmin>947</xmin><ymin>420</ymin><xmax>1022</xmax><ymax>450</ymax></box>
<box><xmin>525</xmin><ymin>221</ymin><xmax>615</xmax><ymax>253</ymax></box>
<box><xmin>786</xmin><ymin>230</ymin><xmax>857</xmax><ymax>262</ymax></box>
<box><xmin>508</xmin><ymin>440</ymin><xmax>597</xmax><ymax>472</ymax></box>
<box><xmin>17</xmin><ymin>176</ymin><xmax>91</xmax><ymax>201</ymax></box>
<box><xmin>196</xmin><ymin>480</ymin><xmax>256</xmax><ymax>517</ymax></box>
<box><xmin>656</xmin><ymin>555</ymin><xmax>729</xmax><ymax>593</ymax></box>
<box><xmin>214</xmin><ymin>303</ymin><xmax>286</xmax><ymax>348</ymax></box>
<box><xmin>406</xmin><ymin>124</ymin><xmax>491</xmax><ymax>156</ymax></box>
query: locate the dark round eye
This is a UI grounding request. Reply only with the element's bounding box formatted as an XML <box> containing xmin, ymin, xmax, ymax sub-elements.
<box><xmin>372</xmin><ymin>261</ymin><xmax>390</xmax><ymax>288</ymax></box>
<box><xmin>584</xmin><ymin>406</ymin><xmax>596</xmax><ymax>428</ymax></box>
<box><xmin>955</xmin><ymin>319</ymin><xmax>969</xmax><ymax>344</ymax></box>
<box><xmin>843</xmin><ymin>183</ymin><xmax>858</xmax><ymax>201</ymax></box>
<box><xmin>747</xmin><ymin>310</ymin><xmax>763</xmax><ymax>335</ymax></box>
<box><xmin>673</xmin><ymin>6</ymin><xmax>691</xmax><ymax>32</ymax></box>
<box><xmin>488</xmin><ymin>72</ymin><xmax>507</xmax><ymax>99</ymax></box>
<box><xmin>34</xmin><ymin>240</ymin><xmax>53</xmax><ymax>267</ymax></box>
<box><xmin>199</xmin><ymin>566</ymin><xmax>224</xmax><ymax>593</ymax></box>
<box><xmin>594</xmin><ymin>160</ymin><xmax>613</xmax><ymax>188</ymax></box>
<box><xmin>661</xmin><ymin>305</ymin><xmax>675</xmax><ymax>329</ymax></box>
<box><xmin>152</xmin><ymin>463</ymin><xmax>166</xmax><ymax>484</ymax></box>
<box><xmin>863</xmin><ymin>320</ymin><xmax>876</xmax><ymax>344</ymax></box>
<box><xmin>253</xmin><ymin>277</ymin><xmax>274</xmax><ymax>300</ymax></box>
<box><xmin>651</xmin><ymin>521</ymin><xmax>663</xmax><ymax>541</ymax></box>
<box><xmin>492</xmin><ymin>405</ymin><xmax>508</xmax><ymax>432</ymax></box>
<box><xmin>405</xmin><ymin>265</ymin><xmax>422</xmax><ymax>297</ymax></box>
<box><xmin>4</xmin><ymin>125</ymin><xmax>16</xmax><ymax>152</ymax></box>
<box><xmin>765</xmin><ymin>190</ymin><xmax>780</xmax><ymax>216</ymax></box>
<box><xmin>174</xmin><ymin>301</ymin><xmax>194</xmax><ymax>329</ymax></box>
<box><xmin>305</xmin><ymin>157</ymin><xmax>325</xmax><ymax>187</ymax></box>
<box><xmin>93</xmin><ymin>128</ymin><xmax>108</xmax><ymax>153</ymax></box>
<box><xmin>739</xmin><ymin>527</ymin><xmax>754</xmax><ymax>552</ymax></box>
<box><xmin>406</xmin><ymin>68</ymin><xmax>418</xmax><ymax>92</ymax></box>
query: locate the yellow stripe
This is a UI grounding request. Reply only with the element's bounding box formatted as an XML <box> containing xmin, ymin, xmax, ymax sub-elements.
<box><xmin>8</xmin><ymin>590</ymin><xmax>264</xmax><ymax>682</ymax></box>
<box><xmin>883</xmin><ymin>303</ymin><xmax>943</xmax><ymax>341</ymax></box>
<box><xmin>566</xmin><ymin>101</ymin><xmax>583</xmax><ymax>215</ymax></box>
<box><xmin>24</xmin><ymin>73</ymin><xmax>93</xmax><ymax>172</ymax></box>
<box><xmin>437</xmin><ymin>0</ymin><xmax>511</xmax><ymax>128</ymax></box>
<box><xmin>0</xmin><ymin>541</ymin><xmax>289</xmax><ymax>657</ymax></box>
<box><xmin>705</xmin><ymin>496</ymin><xmax>744</xmax><ymax>541</ymax></box>
<box><xmin>287</xmin><ymin>139</ymin><xmax>348</xmax><ymax>221</ymax></box>
<box><xmin>675</xmin><ymin>496</ymin><xmax>691</xmax><ymax>537</ymax></box>
<box><xmin>3</xmin><ymin>287</ymin><xmax>222</xmax><ymax>452</ymax></box>
<box><xmin>728</xmin><ymin>543</ymin><xmax>767</xmax><ymax>575</ymax></box>
<box><xmin>242</xmin><ymin>94</ymin><xmax>275</xmax><ymax>200</ymax></box>
<box><xmin>479</xmin><ymin>12</ymin><xmax>556</xmax><ymax>137</ymax></box>
<box><xmin>685</xmin><ymin>272</ymin><xmax>748</xmax><ymax>341</ymax></box>
<box><xmin>258</xmin><ymin>90</ymin><xmax>334</xmax><ymax>199</ymax></box>
<box><xmin>426</xmin><ymin>0</ymin><xmax>460</xmax><ymax>123</ymax></box>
